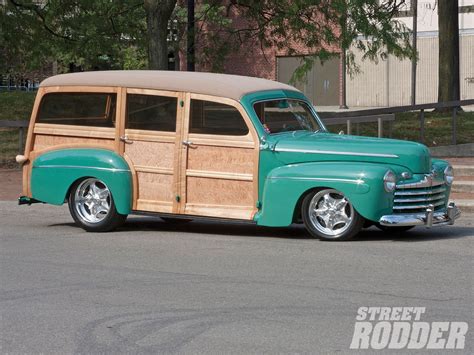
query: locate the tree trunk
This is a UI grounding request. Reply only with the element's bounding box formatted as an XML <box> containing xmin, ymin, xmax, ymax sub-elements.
<box><xmin>144</xmin><ymin>0</ymin><xmax>177</xmax><ymax>70</ymax></box>
<box><xmin>438</xmin><ymin>0</ymin><xmax>460</xmax><ymax>104</ymax></box>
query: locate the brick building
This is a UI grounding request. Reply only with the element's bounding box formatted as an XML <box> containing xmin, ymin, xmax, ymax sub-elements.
<box><xmin>187</xmin><ymin>0</ymin><xmax>474</xmax><ymax>107</ymax></box>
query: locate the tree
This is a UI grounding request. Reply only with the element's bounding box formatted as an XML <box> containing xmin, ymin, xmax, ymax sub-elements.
<box><xmin>225</xmin><ymin>0</ymin><xmax>415</xmax><ymax>83</ymax></box>
<box><xmin>0</xmin><ymin>0</ymin><xmax>155</xmax><ymax>72</ymax></box>
<box><xmin>437</xmin><ymin>0</ymin><xmax>460</xmax><ymax>104</ymax></box>
<box><xmin>144</xmin><ymin>0</ymin><xmax>177</xmax><ymax>69</ymax></box>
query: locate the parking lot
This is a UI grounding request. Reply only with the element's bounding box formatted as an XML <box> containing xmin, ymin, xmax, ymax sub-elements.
<box><xmin>1</xmin><ymin>200</ymin><xmax>472</xmax><ymax>353</ymax></box>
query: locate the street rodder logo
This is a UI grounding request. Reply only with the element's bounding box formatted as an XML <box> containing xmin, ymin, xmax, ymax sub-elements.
<box><xmin>350</xmin><ymin>307</ymin><xmax>468</xmax><ymax>350</ymax></box>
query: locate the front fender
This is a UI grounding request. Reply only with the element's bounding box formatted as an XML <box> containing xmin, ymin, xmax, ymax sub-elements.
<box><xmin>255</xmin><ymin>162</ymin><xmax>393</xmax><ymax>227</ymax></box>
<box><xmin>31</xmin><ymin>148</ymin><xmax>132</xmax><ymax>215</ymax></box>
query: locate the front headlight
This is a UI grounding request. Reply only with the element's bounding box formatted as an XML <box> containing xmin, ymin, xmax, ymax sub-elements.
<box><xmin>444</xmin><ymin>165</ymin><xmax>454</xmax><ymax>185</ymax></box>
<box><xmin>383</xmin><ymin>170</ymin><xmax>397</xmax><ymax>192</ymax></box>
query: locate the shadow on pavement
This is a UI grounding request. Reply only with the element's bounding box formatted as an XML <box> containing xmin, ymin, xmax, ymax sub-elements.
<box><xmin>50</xmin><ymin>215</ymin><xmax>474</xmax><ymax>242</ymax></box>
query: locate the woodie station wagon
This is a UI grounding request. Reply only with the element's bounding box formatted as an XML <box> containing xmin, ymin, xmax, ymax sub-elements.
<box><xmin>16</xmin><ymin>71</ymin><xmax>460</xmax><ymax>240</ymax></box>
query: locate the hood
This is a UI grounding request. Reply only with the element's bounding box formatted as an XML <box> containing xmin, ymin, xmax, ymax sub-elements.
<box><xmin>269</xmin><ymin>132</ymin><xmax>431</xmax><ymax>173</ymax></box>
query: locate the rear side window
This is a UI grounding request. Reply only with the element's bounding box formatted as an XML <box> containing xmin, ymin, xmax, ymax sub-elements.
<box><xmin>126</xmin><ymin>94</ymin><xmax>177</xmax><ymax>132</ymax></box>
<box><xmin>38</xmin><ymin>93</ymin><xmax>116</xmax><ymax>127</ymax></box>
<box><xmin>190</xmin><ymin>100</ymin><xmax>249</xmax><ymax>136</ymax></box>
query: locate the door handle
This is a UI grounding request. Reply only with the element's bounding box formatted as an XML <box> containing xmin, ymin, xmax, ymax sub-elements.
<box><xmin>120</xmin><ymin>135</ymin><xmax>133</xmax><ymax>144</ymax></box>
<box><xmin>182</xmin><ymin>140</ymin><xmax>194</xmax><ymax>147</ymax></box>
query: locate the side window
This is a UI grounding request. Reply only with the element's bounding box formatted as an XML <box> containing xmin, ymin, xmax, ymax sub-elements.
<box><xmin>38</xmin><ymin>93</ymin><xmax>116</xmax><ymax>127</ymax></box>
<box><xmin>126</xmin><ymin>94</ymin><xmax>177</xmax><ymax>132</ymax></box>
<box><xmin>189</xmin><ymin>100</ymin><xmax>249</xmax><ymax>136</ymax></box>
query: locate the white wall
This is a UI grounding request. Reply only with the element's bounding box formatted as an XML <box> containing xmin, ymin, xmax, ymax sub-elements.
<box><xmin>347</xmin><ymin>34</ymin><xmax>474</xmax><ymax>106</ymax></box>
<box><xmin>397</xmin><ymin>0</ymin><xmax>474</xmax><ymax>32</ymax></box>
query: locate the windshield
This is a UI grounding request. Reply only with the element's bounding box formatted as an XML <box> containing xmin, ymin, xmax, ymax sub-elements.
<box><xmin>253</xmin><ymin>99</ymin><xmax>323</xmax><ymax>135</ymax></box>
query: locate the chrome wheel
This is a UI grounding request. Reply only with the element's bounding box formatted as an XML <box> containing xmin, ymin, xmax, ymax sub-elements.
<box><xmin>74</xmin><ymin>178</ymin><xmax>111</xmax><ymax>224</ymax></box>
<box><xmin>308</xmin><ymin>189</ymin><xmax>354</xmax><ymax>238</ymax></box>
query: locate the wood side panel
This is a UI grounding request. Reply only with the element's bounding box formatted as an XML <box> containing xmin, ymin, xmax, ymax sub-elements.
<box><xmin>180</xmin><ymin>93</ymin><xmax>260</xmax><ymax>220</ymax></box>
<box><xmin>33</xmin><ymin>135</ymin><xmax>115</xmax><ymax>151</ymax></box>
<box><xmin>136</xmin><ymin>172</ymin><xmax>174</xmax><ymax>202</ymax></box>
<box><xmin>185</xmin><ymin>177</ymin><xmax>254</xmax><ymax>206</ymax></box>
<box><xmin>23</xmin><ymin>88</ymin><xmax>44</xmax><ymax>196</ymax></box>
<box><xmin>186</xmin><ymin>170</ymin><xmax>253</xmax><ymax>181</ymax></box>
<box><xmin>125</xmin><ymin>141</ymin><xmax>174</xmax><ymax>169</ymax></box>
<box><xmin>125</xmin><ymin>130</ymin><xmax>175</xmax><ymax>143</ymax></box>
<box><xmin>116</xmin><ymin>87</ymin><xmax>126</xmax><ymax>154</ymax></box>
<box><xmin>184</xmin><ymin>204</ymin><xmax>254</xmax><ymax>219</ymax></box>
<box><xmin>136</xmin><ymin>200</ymin><xmax>173</xmax><ymax>213</ymax></box>
<box><xmin>177</xmin><ymin>92</ymin><xmax>191</xmax><ymax>214</ymax></box>
<box><xmin>126</xmin><ymin>88</ymin><xmax>179</xmax><ymax>97</ymax></box>
<box><xmin>34</xmin><ymin>124</ymin><xmax>115</xmax><ymax>139</ymax></box>
<box><xmin>42</xmin><ymin>86</ymin><xmax>118</xmax><ymax>94</ymax></box>
<box><xmin>187</xmin><ymin>145</ymin><xmax>254</xmax><ymax>174</ymax></box>
<box><xmin>122</xmin><ymin>153</ymin><xmax>138</xmax><ymax>210</ymax></box>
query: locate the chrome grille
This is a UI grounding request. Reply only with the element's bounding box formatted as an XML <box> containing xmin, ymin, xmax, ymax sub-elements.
<box><xmin>393</xmin><ymin>177</ymin><xmax>447</xmax><ymax>214</ymax></box>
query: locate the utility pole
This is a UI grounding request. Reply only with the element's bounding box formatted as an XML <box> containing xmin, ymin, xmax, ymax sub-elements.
<box><xmin>411</xmin><ymin>0</ymin><xmax>418</xmax><ymax>106</ymax></box>
<box><xmin>187</xmin><ymin>0</ymin><xmax>195</xmax><ymax>71</ymax></box>
<box><xmin>339</xmin><ymin>2</ymin><xmax>348</xmax><ymax>109</ymax></box>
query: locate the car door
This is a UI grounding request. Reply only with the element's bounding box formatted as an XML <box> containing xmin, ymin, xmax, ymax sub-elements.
<box><xmin>121</xmin><ymin>88</ymin><xmax>184</xmax><ymax>213</ymax></box>
<box><xmin>177</xmin><ymin>93</ymin><xmax>259</xmax><ymax>220</ymax></box>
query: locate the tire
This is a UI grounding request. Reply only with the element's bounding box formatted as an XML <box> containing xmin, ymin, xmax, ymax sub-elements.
<box><xmin>375</xmin><ymin>224</ymin><xmax>415</xmax><ymax>233</ymax></box>
<box><xmin>302</xmin><ymin>188</ymin><xmax>364</xmax><ymax>241</ymax></box>
<box><xmin>68</xmin><ymin>178</ymin><xmax>127</xmax><ymax>232</ymax></box>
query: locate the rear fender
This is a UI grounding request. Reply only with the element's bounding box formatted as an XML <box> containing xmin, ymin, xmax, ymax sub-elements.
<box><xmin>30</xmin><ymin>148</ymin><xmax>132</xmax><ymax>214</ymax></box>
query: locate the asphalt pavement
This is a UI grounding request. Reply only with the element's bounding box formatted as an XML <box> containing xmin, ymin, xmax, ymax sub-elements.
<box><xmin>1</xmin><ymin>201</ymin><xmax>473</xmax><ymax>354</ymax></box>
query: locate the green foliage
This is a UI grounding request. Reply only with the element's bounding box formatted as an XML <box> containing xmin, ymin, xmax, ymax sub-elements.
<box><xmin>1</xmin><ymin>0</ymin><xmax>415</xmax><ymax>84</ymax></box>
<box><xmin>1</xmin><ymin>0</ymin><xmax>147</xmax><ymax>73</ymax></box>
<box><xmin>231</xmin><ymin>0</ymin><xmax>414</xmax><ymax>83</ymax></box>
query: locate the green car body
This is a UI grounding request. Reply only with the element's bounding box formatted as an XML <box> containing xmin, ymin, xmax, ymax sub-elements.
<box><xmin>29</xmin><ymin>88</ymin><xmax>453</xmax><ymax>227</ymax></box>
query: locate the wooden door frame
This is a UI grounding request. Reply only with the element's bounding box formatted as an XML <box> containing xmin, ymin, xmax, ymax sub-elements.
<box><xmin>178</xmin><ymin>93</ymin><xmax>260</xmax><ymax>219</ymax></box>
<box><xmin>119</xmin><ymin>87</ymin><xmax>184</xmax><ymax>213</ymax></box>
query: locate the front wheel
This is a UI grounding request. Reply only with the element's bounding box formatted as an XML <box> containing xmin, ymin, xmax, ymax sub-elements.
<box><xmin>68</xmin><ymin>178</ymin><xmax>127</xmax><ymax>232</ymax></box>
<box><xmin>302</xmin><ymin>189</ymin><xmax>364</xmax><ymax>241</ymax></box>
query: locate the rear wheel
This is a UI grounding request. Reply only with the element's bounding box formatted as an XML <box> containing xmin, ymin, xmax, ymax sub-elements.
<box><xmin>302</xmin><ymin>189</ymin><xmax>364</xmax><ymax>241</ymax></box>
<box><xmin>68</xmin><ymin>178</ymin><xmax>127</xmax><ymax>232</ymax></box>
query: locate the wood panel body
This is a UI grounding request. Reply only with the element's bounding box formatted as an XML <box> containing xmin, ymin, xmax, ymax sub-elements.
<box><xmin>23</xmin><ymin>86</ymin><xmax>120</xmax><ymax>197</ymax></box>
<box><xmin>123</xmin><ymin>89</ymin><xmax>182</xmax><ymax>214</ymax></box>
<box><xmin>179</xmin><ymin>93</ymin><xmax>259</xmax><ymax>220</ymax></box>
<box><xmin>23</xmin><ymin>85</ymin><xmax>260</xmax><ymax>221</ymax></box>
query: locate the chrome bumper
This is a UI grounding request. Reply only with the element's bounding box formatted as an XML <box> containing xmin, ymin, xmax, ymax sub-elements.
<box><xmin>379</xmin><ymin>202</ymin><xmax>461</xmax><ymax>228</ymax></box>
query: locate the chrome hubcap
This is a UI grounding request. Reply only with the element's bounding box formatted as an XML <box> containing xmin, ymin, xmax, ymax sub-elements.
<box><xmin>308</xmin><ymin>189</ymin><xmax>354</xmax><ymax>237</ymax></box>
<box><xmin>74</xmin><ymin>178</ymin><xmax>111</xmax><ymax>224</ymax></box>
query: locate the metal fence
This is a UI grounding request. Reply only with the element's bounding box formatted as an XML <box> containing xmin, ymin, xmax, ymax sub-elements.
<box><xmin>0</xmin><ymin>78</ymin><xmax>40</xmax><ymax>92</ymax></box>
<box><xmin>319</xmin><ymin>99</ymin><xmax>474</xmax><ymax>145</ymax></box>
<box><xmin>1</xmin><ymin>99</ymin><xmax>473</xmax><ymax>156</ymax></box>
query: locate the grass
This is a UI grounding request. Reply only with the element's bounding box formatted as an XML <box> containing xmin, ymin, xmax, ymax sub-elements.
<box><xmin>0</xmin><ymin>91</ymin><xmax>472</xmax><ymax>167</ymax></box>
<box><xmin>327</xmin><ymin>110</ymin><xmax>474</xmax><ymax>146</ymax></box>
<box><xmin>0</xmin><ymin>91</ymin><xmax>36</xmax><ymax>167</ymax></box>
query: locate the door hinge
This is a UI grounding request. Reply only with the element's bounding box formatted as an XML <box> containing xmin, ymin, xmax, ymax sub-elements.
<box><xmin>180</xmin><ymin>100</ymin><xmax>184</xmax><ymax>107</ymax></box>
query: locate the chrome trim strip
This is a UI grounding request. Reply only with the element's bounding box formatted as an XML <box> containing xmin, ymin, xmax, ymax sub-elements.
<box><xmin>273</xmin><ymin>147</ymin><xmax>399</xmax><ymax>158</ymax></box>
<box><xmin>393</xmin><ymin>200</ymin><xmax>445</xmax><ymax>210</ymax></box>
<box><xmin>379</xmin><ymin>202</ymin><xmax>460</xmax><ymax>227</ymax></box>
<box><xmin>396</xmin><ymin>175</ymin><xmax>445</xmax><ymax>189</ymax></box>
<box><xmin>394</xmin><ymin>194</ymin><xmax>446</xmax><ymax>203</ymax></box>
<box><xmin>394</xmin><ymin>187</ymin><xmax>446</xmax><ymax>196</ymax></box>
<box><xmin>33</xmin><ymin>165</ymin><xmax>130</xmax><ymax>173</ymax></box>
<box><xmin>268</xmin><ymin>176</ymin><xmax>365</xmax><ymax>184</ymax></box>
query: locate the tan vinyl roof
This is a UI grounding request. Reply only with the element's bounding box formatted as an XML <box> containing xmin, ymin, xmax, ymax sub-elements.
<box><xmin>40</xmin><ymin>70</ymin><xmax>300</xmax><ymax>100</ymax></box>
